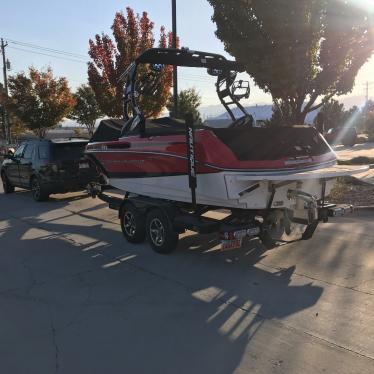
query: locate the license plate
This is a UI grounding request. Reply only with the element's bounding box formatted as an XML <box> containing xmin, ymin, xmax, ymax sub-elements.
<box><xmin>221</xmin><ymin>239</ymin><xmax>242</xmax><ymax>251</ymax></box>
<box><xmin>79</xmin><ymin>163</ymin><xmax>90</xmax><ymax>169</ymax></box>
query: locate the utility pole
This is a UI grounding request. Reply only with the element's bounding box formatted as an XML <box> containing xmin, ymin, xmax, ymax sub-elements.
<box><xmin>1</xmin><ymin>38</ymin><xmax>10</xmax><ymax>144</ymax></box>
<box><xmin>172</xmin><ymin>0</ymin><xmax>178</xmax><ymax>118</ymax></box>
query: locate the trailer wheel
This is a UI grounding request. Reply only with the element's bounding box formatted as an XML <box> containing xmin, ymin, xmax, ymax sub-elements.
<box><xmin>120</xmin><ymin>202</ymin><xmax>146</xmax><ymax>243</ymax></box>
<box><xmin>146</xmin><ymin>209</ymin><xmax>178</xmax><ymax>254</ymax></box>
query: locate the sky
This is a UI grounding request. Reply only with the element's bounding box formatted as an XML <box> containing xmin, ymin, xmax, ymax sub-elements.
<box><xmin>1</xmin><ymin>0</ymin><xmax>374</xmax><ymax>114</ymax></box>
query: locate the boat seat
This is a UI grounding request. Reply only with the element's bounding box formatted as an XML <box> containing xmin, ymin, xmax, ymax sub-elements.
<box><xmin>211</xmin><ymin>127</ymin><xmax>330</xmax><ymax>161</ymax></box>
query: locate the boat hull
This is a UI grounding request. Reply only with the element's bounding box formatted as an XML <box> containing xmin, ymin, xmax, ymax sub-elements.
<box><xmin>108</xmin><ymin>165</ymin><xmax>368</xmax><ymax>210</ymax></box>
<box><xmin>86</xmin><ymin>126</ymin><xmax>368</xmax><ymax>210</ymax></box>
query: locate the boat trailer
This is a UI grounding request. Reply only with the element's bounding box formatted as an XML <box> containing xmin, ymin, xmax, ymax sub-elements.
<box><xmin>87</xmin><ymin>114</ymin><xmax>353</xmax><ymax>254</ymax></box>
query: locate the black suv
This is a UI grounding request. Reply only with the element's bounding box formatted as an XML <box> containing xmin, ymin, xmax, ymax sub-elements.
<box><xmin>1</xmin><ymin>139</ymin><xmax>99</xmax><ymax>201</ymax></box>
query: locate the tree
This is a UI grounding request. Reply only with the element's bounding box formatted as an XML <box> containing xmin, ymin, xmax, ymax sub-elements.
<box><xmin>313</xmin><ymin>99</ymin><xmax>350</xmax><ymax>131</ymax></box>
<box><xmin>208</xmin><ymin>0</ymin><xmax>374</xmax><ymax>125</ymax></box>
<box><xmin>9</xmin><ymin>117</ymin><xmax>27</xmax><ymax>143</ymax></box>
<box><xmin>267</xmin><ymin>101</ymin><xmax>292</xmax><ymax>127</ymax></box>
<box><xmin>88</xmin><ymin>7</ymin><xmax>174</xmax><ymax>119</ymax></box>
<box><xmin>0</xmin><ymin>83</ymin><xmax>28</xmax><ymax>142</ymax></box>
<box><xmin>7</xmin><ymin>67</ymin><xmax>75</xmax><ymax>138</ymax></box>
<box><xmin>166</xmin><ymin>88</ymin><xmax>202</xmax><ymax>124</ymax></box>
<box><xmin>69</xmin><ymin>85</ymin><xmax>102</xmax><ymax>137</ymax></box>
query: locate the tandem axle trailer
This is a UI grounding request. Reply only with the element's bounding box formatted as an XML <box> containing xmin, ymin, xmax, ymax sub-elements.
<box><xmin>88</xmin><ymin>184</ymin><xmax>353</xmax><ymax>254</ymax></box>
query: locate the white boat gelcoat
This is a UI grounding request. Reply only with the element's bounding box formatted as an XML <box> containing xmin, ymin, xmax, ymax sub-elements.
<box><xmin>110</xmin><ymin>164</ymin><xmax>369</xmax><ymax>210</ymax></box>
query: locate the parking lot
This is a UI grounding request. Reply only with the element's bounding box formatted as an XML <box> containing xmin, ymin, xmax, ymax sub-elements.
<box><xmin>1</xmin><ymin>184</ymin><xmax>374</xmax><ymax>373</ymax></box>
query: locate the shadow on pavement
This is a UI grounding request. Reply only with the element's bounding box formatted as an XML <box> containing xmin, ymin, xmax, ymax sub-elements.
<box><xmin>0</xmin><ymin>191</ymin><xmax>324</xmax><ymax>373</ymax></box>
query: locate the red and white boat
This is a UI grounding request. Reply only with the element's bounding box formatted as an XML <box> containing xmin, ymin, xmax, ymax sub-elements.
<box><xmin>86</xmin><ymin>48</ymin><xmax>368</xmax><ymax>253</ymax></box>
<box><xmin>87</xmin><ymin>48</ymin><xmax>366</xmax><ymax>211</ymax></box>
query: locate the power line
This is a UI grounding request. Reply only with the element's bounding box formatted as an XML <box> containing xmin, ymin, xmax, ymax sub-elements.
<box><xmin>5</xmin><ymin>38</ymin><xmax>87</xmax><ymax>59</ymax></box>
<box><xmin>8</xmin><ymin>46</ymin><xmax>88</xmax><ymax>64</ymax></box>
<box><xmin>4</xmin><ymin>38</ymin><xmax>222</xmax><ymax>81</ymax></box>
<box><xmin>7</xmin><ymin>47</ymin><xmax>221</xmax><ymax>84</ymax></box>
<box><xmin>7</xmin><ymin>45</ymin><xmax>221</xmax><ymax>85</ymax></box>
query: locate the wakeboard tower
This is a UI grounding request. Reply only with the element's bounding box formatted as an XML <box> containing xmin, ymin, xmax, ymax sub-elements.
<box><xmin>86</xmin><ymin>48</ymin><xmax>368</xmax><ymax>253</ymax></box>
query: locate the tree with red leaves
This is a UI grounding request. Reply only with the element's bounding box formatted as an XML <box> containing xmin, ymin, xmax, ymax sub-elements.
<box><xmin>88</xmin><ymin>7</ymin><xmax>174</xmax><ymax>118</ymax></box>
<box><xmin>7</xmin><ymin>67</ymin><xmax>75</xmax><ymax>138</ymax></box>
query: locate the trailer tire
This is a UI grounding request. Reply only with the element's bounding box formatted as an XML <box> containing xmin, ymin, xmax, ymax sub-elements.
<box><xmin>120</xmin><ymin>202</ymin><xmax>146</xmax><ymax>243</ymax></box>
<box><xmin>146</xmin><ymin>208</ymin><xmax>178</xmax><ymax>254</ymax></box>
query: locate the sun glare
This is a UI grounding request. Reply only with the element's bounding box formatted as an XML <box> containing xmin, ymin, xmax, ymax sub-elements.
<box><xmin>343</xmin><ymin>0</ymin><xmax>374</xmax><ymax>13</ymax></box>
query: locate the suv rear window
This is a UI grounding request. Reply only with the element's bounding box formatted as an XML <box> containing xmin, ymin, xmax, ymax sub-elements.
<box><xmin>23</xmin><ymin>144</ymin><xmax>35</xmax><ymax>159</ymax></box>
<box><xmin>51</xmin><ymin>142</ymin><xmax>87</xmax><ymax>160</ymax></box>
<box><xmin>38</xmin><ymin>145</ymin><xmax>50</xmax><ymax>159</ymax></box>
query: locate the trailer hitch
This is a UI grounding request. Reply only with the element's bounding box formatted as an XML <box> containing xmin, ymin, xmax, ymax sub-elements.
<box><xmin>318</xmin><ymin>203</ymin><xmax>353</xmax><ymax>221</ymax></box>
<box><xmin>87</xmin><ymin>182</ymin><xmax>102</xmax><ymax>198</ymax></box>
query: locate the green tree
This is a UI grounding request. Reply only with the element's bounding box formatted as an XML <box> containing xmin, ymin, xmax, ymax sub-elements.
<box><xmin>314</xmin><ymin>99</ymin><xmax>349</xmax><ymax>131</ymax></box>
<box><xmin>7</xmin><ymin>67</ymin><xmax>75</xmax><ymax>138</ymax></box>
<box><xmin>166</xmin><ymin>88</ymin><xmax>202</xmax><ymax>124</ymax></box>
<box><xmin>88</xmin><ymin>7</ymin><xmax>174</xmax><ymax>118</ymax></box>
<box><xmin>69</xmin><ymin>85</ymin><xmax>102</xmax><ymax>137</ymax></box>
<box><xmin>267</xmin><ymin>101</ymin><xmax>291</xmax><ymax>127</ymax></box>
<box><xmin>208</xmin><ymin>0</ymin><xmax>374</xmax><ymax>125</ymax></box>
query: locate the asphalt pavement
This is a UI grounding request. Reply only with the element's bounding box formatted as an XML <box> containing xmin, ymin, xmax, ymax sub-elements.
<box><xmin>0</xmin><ymin>185</ymin><xmax>374</xmax><ymax>373</ymax></box>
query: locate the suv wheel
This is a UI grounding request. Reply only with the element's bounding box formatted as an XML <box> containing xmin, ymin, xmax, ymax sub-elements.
<box><xmin>31</xmin><ymin>177</ymin><xmax>49</xmax><ymax>202</ymax></box>
<box><xmin>1</xmin><ymin>172</ymin><xmax>15</xmax><ymax>194</ymax></box>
